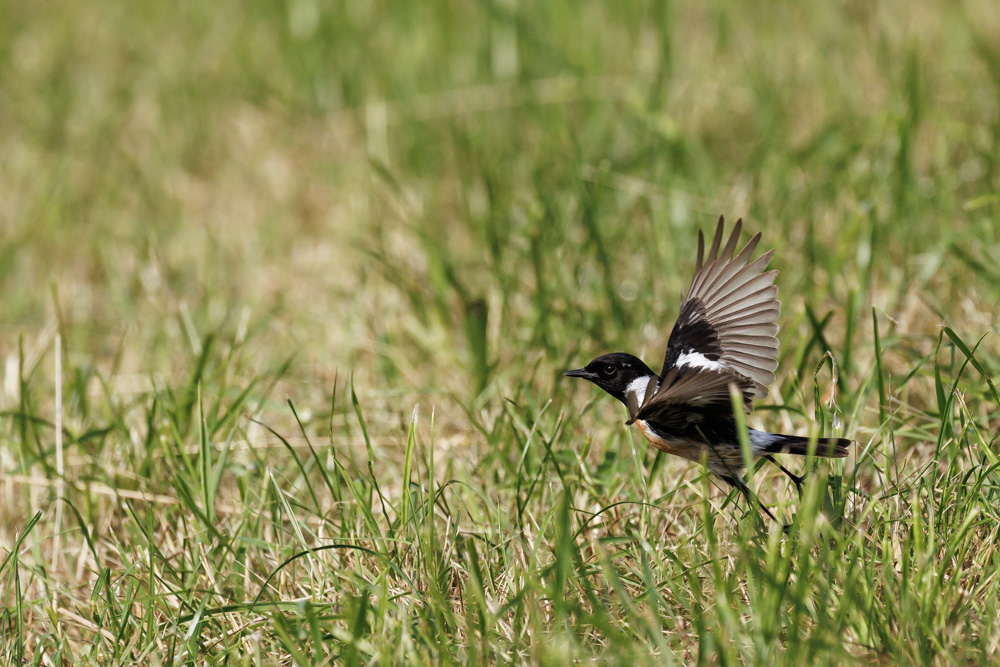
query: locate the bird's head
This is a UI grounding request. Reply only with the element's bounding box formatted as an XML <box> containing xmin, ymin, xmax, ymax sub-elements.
<box><xmin>564</xmin><ymin>352</ymin><xmax>656</xmax><ymax>405</ymax></box>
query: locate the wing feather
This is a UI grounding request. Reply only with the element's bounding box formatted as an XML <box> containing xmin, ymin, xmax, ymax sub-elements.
<box><xmin>660</xmin><ymin>216</ymin><xmax>781</xmax><ymax>400</ymax></box>
<box><xmin>631</xmin><ymin>366</ymin><xmax>754</xmax><ymax>426</ymax></box>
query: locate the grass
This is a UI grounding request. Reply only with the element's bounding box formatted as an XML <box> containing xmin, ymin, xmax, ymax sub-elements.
<box><xmin>2</xmin><ymin>0</ymin><xmax>1000</xmax><ymax>663</ymax></box>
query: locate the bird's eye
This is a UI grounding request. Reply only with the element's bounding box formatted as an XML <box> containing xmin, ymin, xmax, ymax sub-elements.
<box><xmin>601</xmin><ymin>364</ymin><xmax>616</xmax><ymax>376</ymax></box>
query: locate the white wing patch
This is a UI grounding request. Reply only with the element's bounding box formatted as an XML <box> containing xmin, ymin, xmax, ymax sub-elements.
<box><xmin>675</xmin><ymin>351</ymin><xmax>725</xmax><ymax>371</ymax></box>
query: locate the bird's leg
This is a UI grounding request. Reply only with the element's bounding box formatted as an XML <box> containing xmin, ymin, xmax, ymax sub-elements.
<box><xmin>721</xmin><ymin>474</ymin><xmax>778</xmax><ymax>524</ymax></box>
<box><xmin>765</xmin><ymin>455</ymin><xmax>805</xmax><ymax>498</ymax></box>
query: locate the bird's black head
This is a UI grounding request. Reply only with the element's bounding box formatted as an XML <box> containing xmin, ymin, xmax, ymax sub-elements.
<box><xmin>564</xmin><ymin>352</ymin><xmax>656</xmax><ymax>404</ymax></box>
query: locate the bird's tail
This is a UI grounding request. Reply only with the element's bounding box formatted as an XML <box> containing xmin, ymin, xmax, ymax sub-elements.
<box><xmin>749</xmin><ymin>429</ymin><xmax>850</xmax><ymax>458</ymax></box>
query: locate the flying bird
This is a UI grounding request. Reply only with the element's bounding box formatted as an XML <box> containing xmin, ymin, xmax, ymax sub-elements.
<box><xmin>564</xmin><ymin>216</ymin><xmax>850</xmax><ymax>522</ymax></box>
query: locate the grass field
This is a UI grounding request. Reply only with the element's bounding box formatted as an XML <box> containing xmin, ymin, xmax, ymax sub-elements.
<box><xmin>3</xmin><ymin>0</ymin><xmax>1000</xmax><ymax>663</ymax></box>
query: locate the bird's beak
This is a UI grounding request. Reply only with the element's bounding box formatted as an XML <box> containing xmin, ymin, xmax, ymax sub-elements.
<box><xmin>563</xmin><ymin>368</ymin><xmax>597</xmax><ymax>380</ymax></box>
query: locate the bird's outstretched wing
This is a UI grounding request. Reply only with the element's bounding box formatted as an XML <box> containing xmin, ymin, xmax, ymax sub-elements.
<box><xmin>659</xmin><ymin>216</ymin><xmax>780</xmax><ymax>400</ymax></box>
<box><xmin>628</xmin><ymin>365</ymin><xmax>754</xmax><ymax>426</ymax></box>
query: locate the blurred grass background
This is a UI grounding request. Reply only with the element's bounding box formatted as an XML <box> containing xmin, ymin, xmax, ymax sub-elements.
<box><xmin>2</xmin><ymin>0</ymin><xmax>1000</xmax><ymax>663</ymax></box>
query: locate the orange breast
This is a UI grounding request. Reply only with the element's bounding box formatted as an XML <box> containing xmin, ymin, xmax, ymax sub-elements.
<box><xmin>634</xmin><ymin>419</ymin><xmax>703</xmax><ymax>462</ymax></box>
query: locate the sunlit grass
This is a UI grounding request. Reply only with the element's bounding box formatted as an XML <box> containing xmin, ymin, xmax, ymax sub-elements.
<box><xmin>2</xmin><ymin>0</ymin><xmax>1000</xmax><ymax>663</ymax></box>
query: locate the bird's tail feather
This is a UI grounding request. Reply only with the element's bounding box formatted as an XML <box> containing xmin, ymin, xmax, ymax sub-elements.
<box><xmin>753</xmin><ymin>431</ymin><xmax>850</xmax><ymax>458</ymax></box>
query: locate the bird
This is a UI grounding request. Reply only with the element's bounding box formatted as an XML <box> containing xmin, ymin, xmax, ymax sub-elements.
<box><xmin>564</xmin><ymin>216</ymin><xmax>850</xmax><ymax>523</ymax></box>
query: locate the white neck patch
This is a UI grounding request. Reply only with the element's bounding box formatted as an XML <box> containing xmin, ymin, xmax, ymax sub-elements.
<box><xmin>675</xmin><ymin>351</ymin><xmax>725</xmax><ymax>371</ymax></box>
<box><xmin>625</xmin><ymin>375</ymin><xmax>655</xmax><ymax>405</ymax></box>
